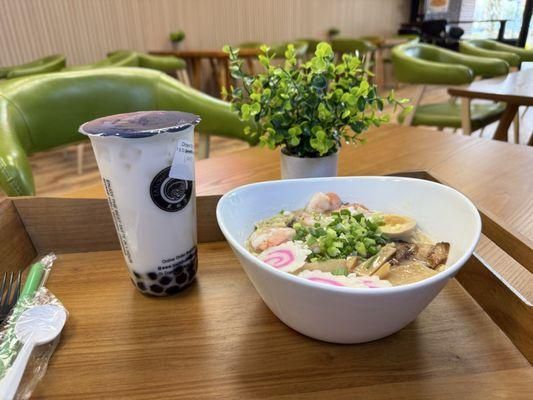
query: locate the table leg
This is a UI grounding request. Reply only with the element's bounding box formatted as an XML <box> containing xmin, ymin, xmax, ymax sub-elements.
<box><xmin>460</xmin><ymin>98</ymin><xmax>472</xmax><ymax>135</ymax></box>
<box><xmin>191</xmin><ymin>58</ymin><xmax>202</xmax><ymax>91</ymax></box>
<box><xmin>498</xmin><ymin>20</ymin><xmax>507</xmax><ymax>41</ymax></box>
<box><xmin>375</xmin><ymin>48</ymin><xmax>384</xmax><ymax>89</ymax></box>
<box><xmin>493</xmin><ymin>104</ymin><xmax>519</xmax><ymax>142</ymax></box>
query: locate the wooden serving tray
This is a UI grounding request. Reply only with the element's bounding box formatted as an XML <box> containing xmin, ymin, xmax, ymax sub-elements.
<box><xmin>2</xmin><ymin>172</ymin><xmax>532</xmax><ymax>399</ymax></box>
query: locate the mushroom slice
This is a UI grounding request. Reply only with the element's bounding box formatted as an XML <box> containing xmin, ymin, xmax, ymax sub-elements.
<box><xmin>379</xmin><ymin>214</ymin><xmax>417</xmax><ymax>239</ymax></box>
<box><xmin>354</xmin><ymin>244</ymin><xmax>396</xmax><ymax>276</ymax></box>
<box><xmin>386</xmin><ymin>262</ymin><xmax>437</xmax><ymax>286</ymax></box>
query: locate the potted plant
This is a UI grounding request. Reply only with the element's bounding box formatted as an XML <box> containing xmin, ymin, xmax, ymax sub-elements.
<box><xmin>169</xmin><ymin>30</ymin><xmax>186</xmax><ymax>50</ymax></box>
<box><xmin>222</xmin><ymin>42</ymin><xmax>410</xmax><ymax>179</ymax></box>
<box><xmin>327</xmin><ymin>27</ymin><xmax>341</xmax><ymax>41</ymax></box>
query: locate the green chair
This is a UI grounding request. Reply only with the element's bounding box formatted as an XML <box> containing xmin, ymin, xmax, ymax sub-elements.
<box><xmin>330</xmin><ymin>38</ymin><xmax>377</xmax><ymax>55</ymax></box>
<box><xmin>108</xmin><ymin>51</ymin><xmax>186</xmax><ymax>72</ymax></box>
<box><xmin>392</xmin><ymin>41</ymin><xmax>508</xmax><ymax>133</ymax></box>
<box><xmin>0</xmin><ymin>55</ymin><xmax>66</xmax><ymax>79</ymax></box>
<box><xmin>459</xmin><ymin>40</ymin><xmax>521</xmax><ymax>67</ymax></box>
<box><xmin>359</xmin><ymin>36</ymin><xmax>384</xmax><ymax>47</ymax></box>
<box><xmin>297</xmin><ymin>38</ymin><xmax>321</xmax><ymax>55</ymax></box>
<box><xmin>63</xmin><ymin>52</ymin><xmax>138</xmax><ymax>71</ymax></box>
<box><xmin>238</xmin><ymin>41</ymin><xmax>308</xmax><ymax>58</ymax></box>
<box><xmin>330</xmin><ymin>38</ymin><xmax>377</xmax><ymax>71</ymax></box>
<box><xmin>0</xmin><ymin>68</ymin><xmax>254</xmax><ymax>196</ymax></box>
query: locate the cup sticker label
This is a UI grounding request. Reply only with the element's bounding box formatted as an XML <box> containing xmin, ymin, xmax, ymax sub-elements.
<box><xmin>169</xmin><ymin>139</ymin><xmax>195</xmax><ymax>181</ymax></box>
<box><xmin>150</xmin><ymin>166</ymin><xmax>193</xmax><ymax>212</ymax></box>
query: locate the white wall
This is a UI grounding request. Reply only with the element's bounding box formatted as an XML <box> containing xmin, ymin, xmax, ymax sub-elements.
<box><xmin>0</xmin><ymin>0</ymin><xmax>410</xmax><ymax>66</ymax></box>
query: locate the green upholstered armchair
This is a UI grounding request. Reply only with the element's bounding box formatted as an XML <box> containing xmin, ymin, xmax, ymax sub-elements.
<box><xmin>238</xmin><ymin>41</ymin><xmax>308</xmax><ymax>58</ymax></box>
<box><xmin>330</xmin><ymin>38</ymin><xmax>377</xmax><ymax>71</ymax></box>
<box><xmin>297</xmin><ymin>38</ymin><xmax>321</xmax><ymax>55</ymax></box>
<box><xmin>108</xmin><ymin>51</ymin><xmax>187</xmax><ymax>72</ymax></box>
<box><xmin>459</xmin><ymin>40</ymin><xmax>521</xmax><ymax>67</ymax></box>
<box><xmin>330</xmin><ymin>38</ymin><xmax>377</xmax><ymax>55</ymax></box>
<box><xmin>63</xmin><ymin>52</ymin><xmax>138</xmax><ymax>71</ymax></box>
<box><xmin>358</xmin><ymin>36</ymin><xmax>384</xmax><ymax>47</ymax></box>
<box><xmin>0</xmin><ymin>68</ymin><xmax>254</xmax><ymax>196</ymax></box>
<box><xmin>0</xmin><ymin>55</ymin><xmax>66</xmax><ymax>79</ymax></box>
<box><xmin>392</xmin><ymin>41</ymin><xmax>508</xmax><ymax>132</ymax></box>
<box><xmin>460</xmin><ymin>39</ymin><xmax>533</xmax><ymax>66</ymax></box>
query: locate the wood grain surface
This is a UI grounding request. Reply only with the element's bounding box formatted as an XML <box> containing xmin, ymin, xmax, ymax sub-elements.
<box><xmin>30</xmin><ymin>245</ymin><xmax>533</xmax><ymax>399</ymax></box>
<box><xmin>65</xmin><ymin>125</ymin><xmax>533</xmax><ymax>301</ymax></box>
<box><xmin>457</xmin><ymin>254</ymin><xmax>533</xmax><ymax>363</ymax></box>
<box><xmin>0</xmin><ymin>200</ymin><xmax>36</xmax><ymax>272</ymax></box>
<box><xmin>448</xmin><ymin>68</ymin><xmax>533</xmax><ymax>105</ymax></box>
<box><xmin>12</xmin><ymin>195</ymin><xmax>224</xmax><ymax>254</ymax></box>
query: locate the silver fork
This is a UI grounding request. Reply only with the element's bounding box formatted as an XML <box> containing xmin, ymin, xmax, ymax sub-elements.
<box><xmin>0</xmin><ymin>271</ymin><xmax>22</xmax><ymax>324</ymax></box>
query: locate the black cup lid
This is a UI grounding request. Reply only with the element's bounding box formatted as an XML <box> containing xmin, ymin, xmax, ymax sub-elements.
<box><xmin>79</xmin><ymin>111</ymin><xmax>201</xmax><ymax>139</ymax></box>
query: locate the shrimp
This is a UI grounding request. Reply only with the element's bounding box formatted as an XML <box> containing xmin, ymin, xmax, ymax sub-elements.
<box><xmin>306</xmin><ymin>192</ymin><xmax>342</xmax><ymax>213</ymax></box>
<box><xmin>249</xmin><ymin>227</ymin><xmax>296</xmax><ymax>253</ymax></box>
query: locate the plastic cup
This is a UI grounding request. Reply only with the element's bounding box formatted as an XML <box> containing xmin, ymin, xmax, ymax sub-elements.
<box><xmin>79</xmin><ymin>111</ymin><xmax>200</xmax><ymax>296</ymax></box>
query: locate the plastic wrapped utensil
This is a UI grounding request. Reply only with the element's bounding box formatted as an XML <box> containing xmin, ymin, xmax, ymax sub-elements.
<box><xmin>0</xmin><ymin>253</ymin><xmax>68</xmax><ymax>399</ymax></box>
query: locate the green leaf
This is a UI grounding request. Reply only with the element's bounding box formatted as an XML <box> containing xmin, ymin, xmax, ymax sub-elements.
<box><xmin>241</xmin><ymin>104</ymin><xmax>251</xmax><ymax>120</ymax></box>
<box><xmin>315</xmin><ymin>42</ymin><xmax>334</xmax><ymax>58</ymax></box>
<box><xmin>288</xmin><ymin>126</ymin><xmax>302</xmax><ymax>136</ymax></box>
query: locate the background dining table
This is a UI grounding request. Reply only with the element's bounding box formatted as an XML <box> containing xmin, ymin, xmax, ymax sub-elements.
<box><xmin>448</xmin><ymin>65</ymin><xmax>533</xmax><ymax>144</ymax></box>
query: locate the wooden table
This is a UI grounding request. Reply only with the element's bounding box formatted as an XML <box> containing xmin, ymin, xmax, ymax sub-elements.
<box><xmin>68</xmin><ymin>124</ymin><xmax>533</xmax><ymax>299</ymax></box>
<box><xmin>28</xmin><ymin>125</ymin><xmax>531</xmax><ymax>398</ymax></box>
<box><xmin>151</xmin><ymin>49</ymin><xmax>262</xmax><ymax>96</ymax></box>
<box><xmin>448</xmin><ymin>68</ymin><xmax>533</xmax><ymax>144</ymax></box>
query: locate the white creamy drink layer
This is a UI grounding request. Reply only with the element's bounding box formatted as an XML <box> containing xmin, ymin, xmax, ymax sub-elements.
<box><xmin>90</xmin><ymin>126</ymin><xmax>196</xmax><ymax>276</ymax></box>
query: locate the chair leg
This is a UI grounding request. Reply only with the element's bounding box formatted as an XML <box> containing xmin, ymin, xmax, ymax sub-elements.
<box><xmin>513</xmin><ymin>113</ymin><xmax>520</xmax><ymax>144</ymax></box>
<box><xmin>197</xmin><ymin>133</ymin><xmax>210</xmax><ymax>159</ymax></box>
<box><xmin>177</xmin><ymin>70</ymin><xmax>191</xmax><ymax>86</ymax></box>
<box><xmin>77</xmin><ymin>143</ymin><xmax>84</xmax><ymax>175</ymax></box>
<box><xmin>403</xmin><ymin>85</ymin><xmax>425</xmax><ymax>126</ymax></box>
<box><xmin>520</xmin><ymin>106</ymin><xmax>528</xmax><ymax>119</ymax></box>
<box><xmin>460</xmin><ymin>98</ymin><xmax>472</xmax><ymax>135</ymax></box>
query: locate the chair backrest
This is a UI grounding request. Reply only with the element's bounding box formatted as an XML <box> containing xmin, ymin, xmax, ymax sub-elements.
<box><xmin>297</xmin><ymin>38</ymin><xmax>321</xmax><ymax>55</ymax></box>
<box><xmin>107</xmin><ymin>51</ymin><xmax>186</xmax><ymax>72</ymax></box>
<box><xmin>330</xmin><ymin>38</ymin><xmax>376</xmax><ymax>55</ymax></box>
<box><xmin>0</xmin><ymin>68</ymin><xmax>253</xmax><ymax>195</ymax></box>
<box><xmin>392</xmin><ymin>41</ymin><xmax>508</xmax><ymax>85</ymax></box>
<box><xmin>238</xmin><ymin>41</ymin><xmax>308</xmax><ymax>58</ymax></box>
<box><xmin>2</xmin><ymin>55</ymin><xmax>66</xmax><ymax>79</ymax></box>
<box><xmin>478</xmin><ymin>40</ymin><xmax>533</xmax><ymax>63</ymax></box>
<box><xmin>63</xmin><ymin>52</ymin><xmax>139</xmax><ymax>71</ymax></box>
<box><xmin>459</xmin><ymin>40</ymin><xmax>521</xmax><ymax>67</ymax></box>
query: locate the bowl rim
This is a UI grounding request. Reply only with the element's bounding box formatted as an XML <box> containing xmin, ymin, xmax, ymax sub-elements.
<box><xmin>216</xmin><ymin>176</ymin><xmax>482</xmax><ymax>295</ymax></box>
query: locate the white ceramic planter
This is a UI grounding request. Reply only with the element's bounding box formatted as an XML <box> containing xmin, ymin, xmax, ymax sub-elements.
<box><xmin>280</xmin><ymin>150</ymin><xmax>338</xmax><ymax>179</ymax></box>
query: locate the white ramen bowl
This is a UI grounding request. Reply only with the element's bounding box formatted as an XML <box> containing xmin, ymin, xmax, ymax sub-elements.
<box><xmin>216</xmin><ymin>177</ymin><xmax>481</xmax><ymax>343</ymax></box>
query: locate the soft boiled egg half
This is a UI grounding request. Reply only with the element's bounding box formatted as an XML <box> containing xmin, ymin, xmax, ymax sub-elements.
<box><xmin>378</xmin><ymin>213</ymin><xmax>417</xmax><ymax>239</ymax></box>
